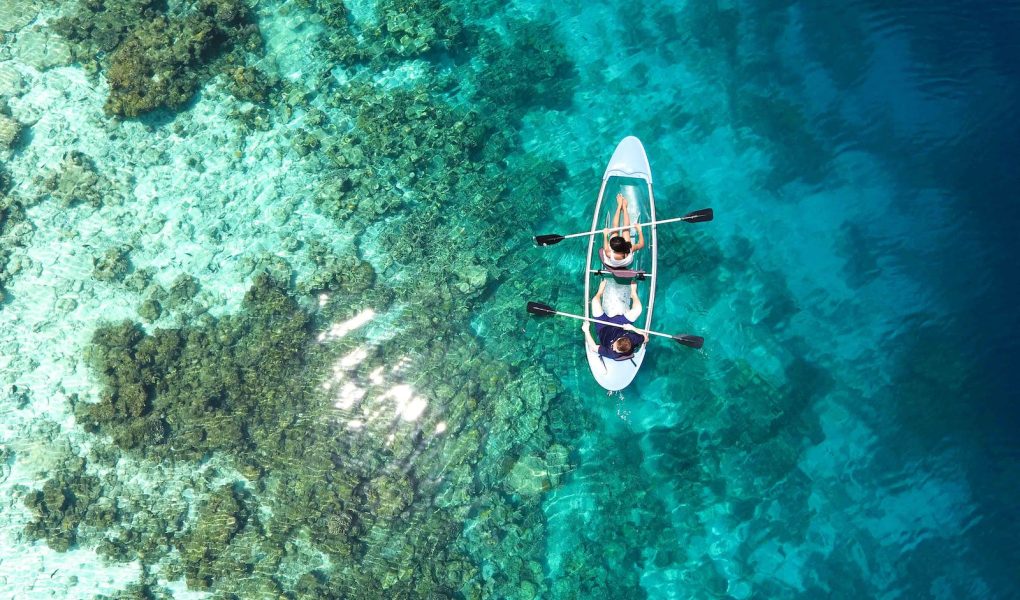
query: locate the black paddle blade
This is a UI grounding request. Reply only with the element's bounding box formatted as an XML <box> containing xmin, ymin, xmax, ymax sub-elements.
<box><xmin>674</xmin><ymin>334</ymin><xmax>704</xmax><ymax>349</ymax></box>
<box><xmin>534</xmin><ymin>234</ymin><xmax>565</xmax><ymax>246</ymax></box>
<box><xmin>683</xmin><ymin>208</ymin><xmax>714</xmax><ymax>223</ymax></box>
<box><xmin>527</xmin><ymin>301</ymin><xmax>556</xmax><ymax>316</ymax></box>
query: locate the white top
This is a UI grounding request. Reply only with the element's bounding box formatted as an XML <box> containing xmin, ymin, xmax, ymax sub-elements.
<box><xmin>600</xmin><ymin>247</ymin><xmax>634</xmax><ymax>268</ymax></box>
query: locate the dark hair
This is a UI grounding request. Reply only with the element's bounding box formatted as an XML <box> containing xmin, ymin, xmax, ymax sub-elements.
<box><xmin>609</xmin><ymin>236</ymin><xmax>632</xmax><ymax>254</ymax></box>
<box><xmin>614</xmin><ymin>336</ymin><xmax>633</xmax><ymax>354</ymax></box>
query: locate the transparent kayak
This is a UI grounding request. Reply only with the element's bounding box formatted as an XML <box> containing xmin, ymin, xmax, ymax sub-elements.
<box><xmin>584</xmin><ymin>136</ymin><xmax>657</xmax><ymax>391</ymax></box>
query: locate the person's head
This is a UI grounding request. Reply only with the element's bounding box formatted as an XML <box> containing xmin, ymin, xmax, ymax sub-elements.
<box><xmin>609</xmin><ymin>235</ymin><xmax>632</xmax><ymax>258</ymax></box>
<box><xmin>612</xmin><ymin>336</ymin><xmax>634</xmax><ymax>355</ymax></box>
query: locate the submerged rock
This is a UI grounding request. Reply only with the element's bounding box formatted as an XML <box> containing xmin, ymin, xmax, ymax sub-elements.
<box><xmin>456</xmin><ymin>263</ymin><xmax>487</xmax><ymax>294</ymax></box>
<box><xmin>507</xmin><ymin>455</ymin><xmax>550</xmax><ymax>497</ymax></box>
<box><xmin>0</xmin><ymin>0</ymin><xmax>40</xmax><ymax>33</ymax></box>
<box><xmin>177</xmin><ymin>485</ymin><xmax>252</xmax><ymax>589</ymax></box>
<box><xmin>166</xmin><ymin>273</ymin><xmax>200</xmax><ymax>307</ymax></box>
<box><xmin>44</xmin><ymin>151</ymin><xmax>108</xmax><ymax>208</ymax></box>
<box><xmin>14</xmin><ymin>26</ymin><xmax>72</xmax><ymax>70</ymax></box>
<box><xmin>0</xmin><ymin>114</ymin><xmax>20</xmax><ymax>151</ymax></box>
<box><xmin>93</xmin><ymin>246</ymin><xmax>133</xmax><ymax>282</ymax></box>
<box><xmin>23</xmin><ymin>455</ymin><xmax>103</xmax><ymax>552</ymax></box>
<box><xmin>138</xmin><ymin>297</ymin><xmax>162</xmax><ymax>322</ymax></box>
<box><xmin>0</xmin><ymin>64</ymin><xmax>25</xmax><ymax>98</ymax></box>
<box><xmin>103</xmin><ymin>0</ymin><xmax>260</xmax><ymax>116</ymax></box>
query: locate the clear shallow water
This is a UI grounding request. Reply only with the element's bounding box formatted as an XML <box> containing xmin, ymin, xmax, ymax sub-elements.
<box><xmin>0</xmin><ymin>0</ymin><xmax>1018</xmax><ymax>598</ymax></box>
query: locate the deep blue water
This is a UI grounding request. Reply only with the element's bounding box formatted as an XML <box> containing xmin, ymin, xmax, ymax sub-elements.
<box><xmin>506</xmin><ymin>0</ymin><xmax>1020</xmax><ymax>597</ymax></box>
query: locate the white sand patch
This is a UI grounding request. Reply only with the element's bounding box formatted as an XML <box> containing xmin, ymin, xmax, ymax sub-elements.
<box><xmin>0</xmin><ymin>537</ymin><xmax>140</xmax><ymax>598</ymax></box>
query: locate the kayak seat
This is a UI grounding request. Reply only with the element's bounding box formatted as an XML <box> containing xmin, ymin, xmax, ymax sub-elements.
<box><xmin>599</xmin><ymin>354</ymin><xmax>637</xmax><ymax>367</ymax></box>
<box><xmin>594</xmin><ymin>268</ymin><xmax>647</xmax><ymax>280</ymax></box>
<box><xmin>598</xmin><ymin>248</ymin><xmax>646</xmax><ymax>280</ymax></box>
<box><xmin>599</xmin><ymin>247</ymin><xmax>630</xmax><ymax>270</ymax></box>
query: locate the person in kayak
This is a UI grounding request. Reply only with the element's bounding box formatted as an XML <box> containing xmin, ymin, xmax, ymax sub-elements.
<box><xmin>601</xmin><ymin>192</ymin><xmax>645</xmax><ymax>269</ymax></box>
<box><xmin>582</xmin><ymin>280</ymin><xmax>649</xmax><ymax>359</ymax></box>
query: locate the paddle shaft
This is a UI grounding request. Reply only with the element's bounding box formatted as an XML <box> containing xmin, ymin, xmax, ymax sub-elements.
<box><xmin>546</xmin><ymin>307</ymin><xmax>675</xmax><ymax>340</ymax></box>
<box><xmin>558</xmin><ymin>214</ymin><xmax>701</xmax><ymax>242</ymax></box>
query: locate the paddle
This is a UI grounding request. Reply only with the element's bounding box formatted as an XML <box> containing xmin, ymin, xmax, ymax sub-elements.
<box><xmin>535</xmin><ymin>208</ymin><xmax>714</xmax><ymax>247</ymax></box>
<box><xmin>526</xmin><ymin>302</ymin><xmax>704</xmax><ymax>349</ymax></box>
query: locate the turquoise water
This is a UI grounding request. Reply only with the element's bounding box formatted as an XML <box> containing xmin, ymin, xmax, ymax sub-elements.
<box><xmin>1</xmin><ymin>0</ymin><xmax>1018</xmax><ymax>598</ymax></box>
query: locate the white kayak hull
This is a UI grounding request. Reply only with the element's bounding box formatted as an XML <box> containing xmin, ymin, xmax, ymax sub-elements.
<box><xmin>584</xmin><ymin>136</ymin><xmax>658</xmax><ymax>391</ymax></box>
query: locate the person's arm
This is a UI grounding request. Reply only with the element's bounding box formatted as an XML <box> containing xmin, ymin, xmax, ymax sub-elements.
<box><xmin>603</xmin><ymin>211</ymin><xmax>616</xmax><ymax>251</ymax></box>
<box><xmin>631</xmin><ymin>224</ymin><xmax>645</xmax><ymax>252</ymax></box>
<box><xmin>606</xmin><ymin>201</ymin><xmax>626</xmax><ymax>249</ymax></box>
<box><xmin>581</xmin><ymin>323</ymin><xmax>599</xmax><ymax>353</ymax></box>
<box><xmin>621</xmin><ymin>323</ymin><xmax>650</xmax><ymax>345</ymax></box>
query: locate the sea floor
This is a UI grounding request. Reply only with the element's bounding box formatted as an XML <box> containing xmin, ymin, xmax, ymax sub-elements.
<box><xmin>1</xmin><ymin>0</ymin><xmax>1018</xmax><ymax>598</ymax></box>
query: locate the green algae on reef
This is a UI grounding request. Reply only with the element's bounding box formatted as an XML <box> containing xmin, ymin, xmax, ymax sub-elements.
<box><xmin>55</xmin><ymin>0</ymin><xmax>262</xmax><ymax>116</ymax></box>
<box><xmin>48</xmin><ymin>260</ymin><xmax>567</xmax><ymax>596</ymax></box>
<box><xmin>0</xmin><ymin>169</ymin><xmax>29</xmax><ymax>306</ymax></box>
<box><xmin>18</xmin><ymin>0</ymin><xmax>591</xmax><ymax>596</ymax></box>
<box><xmin>315</xmin><ymin>0</ymin><xmax>465</xmax><ymax>65</ymax></box>
<box><xmin>41</xmin><ymin>151</ymin><xmax>111</xmax><ymax>208</ymax></box>
<box><xmin>77</xmin><ymin>273</ymin><xmax>320</xmax><ymax>463</ymax></box>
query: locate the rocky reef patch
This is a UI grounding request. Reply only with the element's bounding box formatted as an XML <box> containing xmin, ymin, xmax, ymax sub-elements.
<box><xmin>55</xmin><ymin>0</ymin><xmax>262</xmax><ymax>116</ymax></box>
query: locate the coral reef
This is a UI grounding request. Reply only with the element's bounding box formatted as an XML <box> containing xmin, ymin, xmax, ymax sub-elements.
<box><xmin>299</xmin><ymin>241</ymin><xmax>377</xmax><ymax>297</ymax></box>
<box><xmin>102</xmin><ymin>13</ymin><xmax>206</xmax><ymax>116</ymax></box>
<box><xmin>166</xmin><ymin>272</ymin><xmax>200</xmax><ymax>307</ymax></box>
<box><xmin>104</xmin><ymin>0</ymin><xmax>261</xmax><ymax>116</ymax></box>
<box><xmin>0</xmin><ymin>179</ymin><xmax>29</xmax><ymax>306</ymax></box>
<box><xmin>224</xmin><ymin>64</ymin><xmax>280</xmax><ymax>104</ymax></box>
<box><xmin>78</xmin><ymin>273</ymin><xmax>310</xmax><ymax>461</ymax></box>
<box><xmin>52</xmin><ymin>0</ymin><xmax>164</xmax><ymax>72</ymax></box>
<box><xmin>176</xmin><ymin>485</ymin><xmax>255</xmax><ymax>589</ymax></box>
<box><xmin>55</xmin><ymin>0</ymin><xmax>263</xmax><ymax>116</ymax></box>
<box><xmin>318</xmin><ymin>0</ymin><xmax>464</xmax><ymax>65</ymax></box>
<box><xmin>472</xmin><ymin>19</ymin><xmax>578</xmax><ymax>120</ymax></box>
<box><xmin>39</xmin><ymin>1</ymin><xmax>585</xmax><ymax>596</ymax></box>
<box><xmin>371</xmin><ymin>0</ymin><xmax>464</xmax><ymax>59</ymax></box>
<box><xmin>92</xmin><ymin>245</ymin><xmax>133</xmax><ymax>282</ymax></box>
<box><xmin>733</xmin><ymin>90</ymin><xmax>834</xmax><ymax>189</ymax></box>
<box><xmin>22</xmin><ymin>454</ymin><xmax>104</xmax><ymax>552</ymax></box>
<box><xmin>0</xmin><ymin>113</ymin><xmax>21</xmax><ymax>151</ymax></box>
<box><xmin>41</xmin><ymin>151</ymin><xmax>110</xmax><ymax>208</ymax></box>
<box><xmin>64</xmin><ymin>246</ymin><xmax>568</xmax><ymax>595</ymax></box>
<box><xmin>137</xmin><ymin>296</ymin><xmax>161</xmax><ymax>322</ymax></box>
